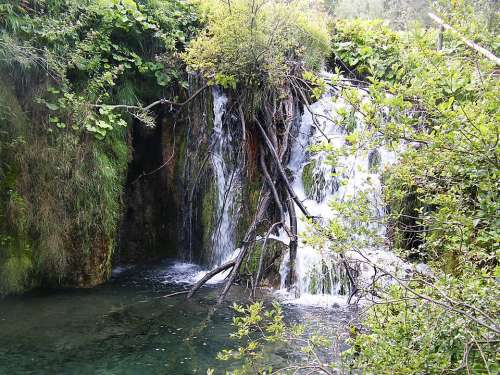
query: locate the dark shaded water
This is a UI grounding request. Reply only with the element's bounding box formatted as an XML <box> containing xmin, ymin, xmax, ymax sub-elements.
<box><xmin>0</xmin><ymin>260</ymin><xmax>353</xmax><ymax>374</ymax></box>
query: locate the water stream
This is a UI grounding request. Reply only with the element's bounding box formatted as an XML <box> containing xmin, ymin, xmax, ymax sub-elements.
<box><xmin>208</xmin><ymin>89</ymin><xmax>242</xmax><ymax>268</ymax></box>
<box><xmin>279</xmin><ymin>88</ymin><xmax>407</xmax><ymax>307</ymax></box>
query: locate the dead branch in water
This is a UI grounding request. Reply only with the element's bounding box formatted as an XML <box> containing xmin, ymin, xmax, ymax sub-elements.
<box><xmin>162</xmin><ymin>290</ymin><xmax>189</xmax><ymax>298</ymax></box>
<box><xmin>187</xmin><ymin>259</ymin><xmax>237</xmax><ymax>298</ymax></box>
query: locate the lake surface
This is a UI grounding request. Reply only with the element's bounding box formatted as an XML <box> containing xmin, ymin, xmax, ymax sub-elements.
<box><xmin>0</xmin><ymin>260</ymin><xmax>355</xmax><ymax>374</ymax></box>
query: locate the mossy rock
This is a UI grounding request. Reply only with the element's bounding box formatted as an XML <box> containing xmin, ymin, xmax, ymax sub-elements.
<box><xmin>368</xmin><ymin>149</ymin><xmax>381</xmax><ymax>173</ymax></box>
<box><xmin>302</xmin><ymin>159</ymin><xmax>330</xmax><ymax>202</ymax></box>
<box><xmin>302</xmin><ymin>159</ymin><xmax>316</xmax><ymax>198</ymax></box>
<box><xmin>201</xmin><ymin>180</ymin><xmax>217</xmax><ymax>252</ymax></box>
<box><xmin>245</xmin><ymin>237</ymin><xmax>287</xmax><ymax>288</ymax></box>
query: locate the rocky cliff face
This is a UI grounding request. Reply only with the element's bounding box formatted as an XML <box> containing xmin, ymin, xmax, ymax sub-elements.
<box><xmin>116</xmin><ymin>77</ymin><xmax>216</xmax><ymax>265</ymax></box>
<box><xmin>0</xmin><ymin>72</ymin><xmax>292</xmax><ymax>295</ymax></box>
<box><xmin>0</xmin><ymin>70</ymin><xmax>129</xmax><ymax>294</ymax></box>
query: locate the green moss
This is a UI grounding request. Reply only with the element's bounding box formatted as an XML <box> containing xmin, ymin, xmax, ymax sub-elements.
<box><xmin>302</xmin><ymin>159</ymin><xmax>316</xmax><ymax>198</ymax></box>
<box><xmin>0</xmin><ymin>191</ymin><xmax>34</xmax><ymax>295</ymax></box>
<box><xmin>201</xmin><ymin>182</ymin><xmax>217</xmax><ymax>250</ymax></box>
<box><xmin>0</xmin><ymin>188</ymin><xmax>34</xmax><ymax>295</ymax></box>
<box><xmin>245</xmin><ymin>240</ymin><xmax>285</xmax><ymax>280</ymax></box>
<box><xmin>0</xmin><ymin>248</ymin><xmax>33</xmax><ymax>295</ymax></box>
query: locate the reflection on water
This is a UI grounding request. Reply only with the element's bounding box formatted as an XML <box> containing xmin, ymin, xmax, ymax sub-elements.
<box><xmin>0</xmin><ymin>260</ymin><xmax>354</xmax><ymax>374</ymax></box>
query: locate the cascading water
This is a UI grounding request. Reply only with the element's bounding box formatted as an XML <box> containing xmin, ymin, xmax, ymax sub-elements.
<box><xmin>279</xmin><ymin>87</ymin><xmax>407</xmax><ymax>306</ymax></box>
<box><xmin>169</xmin><ymin>84</ymin><xmax>408</xmax><ymax>298</ymax></box>
<box><xmin>208</xmin><ymin>89</ymin><xmax>242</xmax><ymax>267</ymax></box>
<box><xmin>167</xmin><ymin>88</ymin><xmax>242</xmax><ymax>284</ymax></box>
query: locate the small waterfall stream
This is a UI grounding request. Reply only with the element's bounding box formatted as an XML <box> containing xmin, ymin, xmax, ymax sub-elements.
<box><xmin>279</xmin><ymin>88</ymin><xmax>406</xmax><ymax>306</ymax></box>
<box><xmin>169</xmin><ymin>88</ymin><xmax>242</xmax><ymax>284</ymax></box>
<box><xmin>208</xmin><ymin>89</ymin><xmax>242</xmax><ymax>267</ymax></box>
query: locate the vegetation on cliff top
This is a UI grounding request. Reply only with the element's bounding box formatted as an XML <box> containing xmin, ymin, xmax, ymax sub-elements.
<box><xmin>183</xmin><ymin>0</ymin><xmax>329</xmax><ymax>91</ymax></box>
<box><xmin>0</xmin><ymin>0</ymin><xmax>197</xmax><ymax>294</ymax></box>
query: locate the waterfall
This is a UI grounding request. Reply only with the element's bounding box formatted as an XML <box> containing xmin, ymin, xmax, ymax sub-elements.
<box><xmin>208</xmin><ymin>89</ymin><xmax>242</xmax><ymax>267</ymax></box>
<box><xmin>166</xmin><ymin>88</ymin><xmax>242</xmax><ymax>284</ymax></box>
<box><xmin>169</xmin><ymin>84</ymin><xmax>408</xmax><ymax>296</ymax></box>
<box><xmin>279</xmin><ymin>88</ymin><xmax>406</xmax><ymax>306</ymax></box>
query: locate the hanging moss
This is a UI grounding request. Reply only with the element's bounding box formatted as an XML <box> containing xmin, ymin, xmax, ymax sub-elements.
<box><xmin>0</xmin><ymin>80</ymin><xmax>36</xmax><ymax>294</ymax></box>
<box><xmin>302</xmin><ymin>160</ymin><xmax>317</xmax><ymax>198</ymax></box>
<box><xmin>0</xmin><ymin>73</ymin><xmax>131</xmax><ymax>294</ymax></box>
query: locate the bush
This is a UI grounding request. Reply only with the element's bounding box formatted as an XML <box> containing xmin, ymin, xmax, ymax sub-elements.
<box><xmin>329</xmin><ymin>19</ymin><xmax>404</xmax><ymax>82</ymax></box>
<box><xmin>183</xmin><ymin>0</ymin><xmax>330</xmax><ymax>91</ymax></box>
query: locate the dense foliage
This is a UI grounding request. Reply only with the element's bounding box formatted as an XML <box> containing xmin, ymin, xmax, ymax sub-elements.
<box><xmin>329</xmin><ymin>19</ymin><xmax>403</xmax><ymax>82</ymax></box>
<box><xmin>321</xmin><ymin>2</ymin><xmax>499</xmax><ymax>373</ymax></box>
<box><xmin>220</xmin><ymin>1</ymin><xmax>499</xmax><ymax>374</ymax></box>
<box><xmin>1</xmin><ymin>0</ymin><xmax>198</xmax><ymax>137</ymax></box>
<box><xmin>0</xmin><ymin>0</ymin><xmax>197</xmax><ymax>294</ymax></box>
<box><xmin>183</xmin><ymin>0</ymin><xmax>329</xmax><ymax>91</ymax></box>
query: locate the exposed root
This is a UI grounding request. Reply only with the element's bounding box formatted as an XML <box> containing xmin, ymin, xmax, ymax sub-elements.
<box><xmin>255</xmin><ymin>116</ymin><xmax>311</xmax><ymax>218</ymax></box>
<box><xmin>217</xmin><ymin>192</ymin><xmax>271</xmax><ymax>303</ymax></box>
<box><xmin>285</xmin><ymin>191</ymin><xmax>298</xmax><ymax>288</ymax></box>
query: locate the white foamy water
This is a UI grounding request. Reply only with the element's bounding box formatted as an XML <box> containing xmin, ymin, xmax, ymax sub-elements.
<box><xmin>162</xmin><ymin>88</ymin><xmax>242</xmax><ymax>286</ymax></box>
<box><xmin>160</xmin><ymin>255</ymin><xmax>240</xmax><ymax>285</ymax></box>
<box><xmin>278</xmin><ymin>85</ymin><xmax>408</xmax><ymax>307</ymax></box>
<box><xmin>208</xmin><ymin>88</ymin><xmax>242</xmax><ymax>267</ymax></box>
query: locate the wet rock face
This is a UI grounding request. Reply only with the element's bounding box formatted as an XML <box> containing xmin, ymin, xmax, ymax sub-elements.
<box><xmin>117</xmin><ymin>121</ymin><xmax>178</xmax><ymax>264</ymax></box>
<box><xmin>176</xmin><ymin>82</ymin><xmax>215</xmax><ymax>265</ymax></box>
<box><xmin>116</xmin><ymin>79</ymin><xmax>219</xmax><ymax>266</ymax></box>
